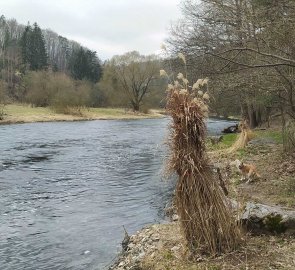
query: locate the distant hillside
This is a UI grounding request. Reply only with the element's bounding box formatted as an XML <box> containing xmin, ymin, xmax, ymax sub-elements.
<box><xmin>0</xmin><ymin>14</ymin><xmax>102</xmax><ymax>76</ymax></box>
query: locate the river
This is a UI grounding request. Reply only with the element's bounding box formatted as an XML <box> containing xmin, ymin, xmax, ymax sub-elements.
<box><xmin>0</xmin><ymin>118</ymin><xmax>235</xmax><ymax>270</ymax></box>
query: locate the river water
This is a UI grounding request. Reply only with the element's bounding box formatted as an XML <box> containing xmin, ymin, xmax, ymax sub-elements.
<box><xmin>0</xmin><ymin>118</ymin><xmax>235</xmax><ymax>270</ymax></box>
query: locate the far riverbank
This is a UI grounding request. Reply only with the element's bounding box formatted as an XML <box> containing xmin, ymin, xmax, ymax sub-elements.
<box><xmin>0</xmin><ymin>104</ymin><xmax>165</xmax><ymax>125</ymax></box>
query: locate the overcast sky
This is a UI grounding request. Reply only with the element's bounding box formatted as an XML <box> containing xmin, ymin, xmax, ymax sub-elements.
<box><xmin>0</xmin><ymin>0</ymin><xmax>182</xmax><ymax>60</ymax></box>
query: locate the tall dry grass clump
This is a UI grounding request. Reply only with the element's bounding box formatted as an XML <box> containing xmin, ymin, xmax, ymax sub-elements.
<box><xmin>162</xmin><ymin>53</ymin><xmax>240</xmax><ymax>255</ymax></box>
<box><xmin>228</xmin><ymin>120</ymin><xmax>254</xmax><ymax>153</ymax></box>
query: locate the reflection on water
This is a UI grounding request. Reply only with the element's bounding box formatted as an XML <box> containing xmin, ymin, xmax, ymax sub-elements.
<box><xmin>0</xmin><ymin>118</ymin><xmax>235</xmax><ymax>269</ymax></box>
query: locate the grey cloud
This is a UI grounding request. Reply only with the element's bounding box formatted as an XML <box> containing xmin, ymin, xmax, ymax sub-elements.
<box><xmin>0</xmin><ymin>0</ymin><xmax>181</xmax><ymax>59</ymax></box>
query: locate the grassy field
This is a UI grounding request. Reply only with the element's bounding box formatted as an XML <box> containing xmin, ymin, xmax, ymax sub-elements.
<box><xmin>0</xmin><ymin>104</ymin><xmax>164</xmax><ymax>124</ymax></box>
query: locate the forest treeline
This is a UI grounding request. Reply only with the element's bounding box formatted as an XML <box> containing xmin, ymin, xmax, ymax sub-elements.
<box><xmin>0</xmin><ymin>15</ymin><xmax>165</xmax><ymax>114</ymax></box>
<box><xmin>1</xmin><ymin>0</ymin><xmax>295</xmax><ymax>127</ymax></box>
<box><xmin>0</xmin><ymin>15</ymin><xmax>105</xmax><ymax>112</ymax></box>
<box><xmin>166</xmin><ymin>0</ymin><xmax>295</xmax><ymax>129</ymax></box>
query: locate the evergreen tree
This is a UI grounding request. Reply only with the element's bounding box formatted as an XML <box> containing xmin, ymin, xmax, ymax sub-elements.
<box><xmin>20</xmin><ymin>24</ymin><xmax>32</xmax><ymax>67</ymax></box>
<box><xmin>68</xmin><ymin>47</ymin><xmax>102</xmax><ymax>83</ymax></box>
<box><xmin>31</xmin><ymin>23</ymin><xmax>47</xmax><ymax>70</ymax></box>
<box><xmin>20</xmin><ymin>22</ymin><xmax>47</xmax><ymax>70</ymax></box>
<box><xmin>69</xmin><ymin>47</ymin><xmax>86</xmax><ymax>80</ymax></box>
<box><xmin>86</xmin><ymin>50</ymin><xmax>102</xmax><ymax>83</ymax></box>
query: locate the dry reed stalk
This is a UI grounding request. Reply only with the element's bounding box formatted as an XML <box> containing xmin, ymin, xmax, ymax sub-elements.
<box><xmin>166</xmin><ymin>88</ymin><xmax>240</xmax><ymax>255</ymax></box>
<box><xmin>228</xmin><ymin>120</ymin><xmax>254</xmax><ymax>153</ymax></box>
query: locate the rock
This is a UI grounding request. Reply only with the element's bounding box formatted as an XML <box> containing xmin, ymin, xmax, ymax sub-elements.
<box><xmin>151</xmin><ymin>234</ymin><xmax>160</xmax><ymax>241</ymax></box>
<box><xmin>129</xmin><ymin>264</ymin><xmax>142</xmax><ymax>270</ymax></box>
<box><xmin>147</xmin><ymin>239</ymin><xmax>153</xmax><ymax>245</ymax></box>
<box><xmin>171</xmin><ymin>245</ymin><xmax>181</xmax><ymax>252</ymax></box>
<box><xmin>133</xmin><ymin>252</ymin><xmax>145</xmax><ymax>262</ymax></box>
<box><xmin>240</xmin><ymin>202</ymin><xmax>295</xmax><ymax>234</ymax></box>
<box><xmin>282</xmin><ymin>216</ymin><xmax>295</xmax><ymax>233</ymax></box>
<box><xmin>223</xmin><ymin>124</ymin><xmax>239</xmax><ymax>134</ymax></box>
<box><xmin>164</xmin><ymin>206</ymin><xmax>175</xmax><ymax>216</ymax></box>
<box><xmin>138</xmin><ymin>252</ymin><xmax>145</xmax><ymax>259</ymax></box>
<box><xmin>172</xmin><ymin>214</ymin><xmax>179</xmax><ymax>221</ymax></box>
<box><xmin>128</xmin><ymin>243</ymin><xmax>135</xmax><ymax>249</ymax></box>
<box><xmin>150</xmin><ymin>245</ymin><xmax>156</xmax><ymax>250</ymax></box>
<box><xmin>108</xmin><ymin>224</ymin><xmax>163</xmax><ymax>269</ymax></box>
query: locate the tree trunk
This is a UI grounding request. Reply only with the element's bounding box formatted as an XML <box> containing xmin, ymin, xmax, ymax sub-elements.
<box><xmin>241</xmin><ymin>102</ymin><xmax>248</xmax><ymax>120</ymax></box>
<box><xmin>280</xmin><ymin>104</ymin><xmax>288</xmax><ymax>151</ymax></box>
<box><xmin>248</xmin><ymin>103</ymin><xmax>258</xmax><ymax>129</ymax></box>
<box><xmin>131</xmin><ymin>101</ymin><xmax>140</xmax><ymax>111</ymax></box>
<box><xmin>266</xmin><ymin>107</ymin><xmax>272</xmax><ymax>128</ymax></box>
<box><xmin>256</xmin><ymin>107</ymin><xmax>262</xmax><ymax>127</ymax></box>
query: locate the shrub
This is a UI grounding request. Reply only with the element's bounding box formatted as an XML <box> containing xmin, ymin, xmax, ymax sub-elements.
<box><xmin>50</xmin><ymin>76</ymin><xmax>80</xmax><ymax>114</ymax></box>
<box><xmin>24</xmin><ymin>71</ymin><xmax>54</xmax><ymax>106</ymax></box>
<box><xmin>24</xmin><ymin>71</ymin><xmax>94</xmax><ymax>115</ymax></box>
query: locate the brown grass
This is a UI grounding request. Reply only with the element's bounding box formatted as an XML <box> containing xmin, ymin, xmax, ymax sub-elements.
<box><xmin>140</xmin><ymin>127</ymin><xmax>294</xmax><ymax>269</ymax></box>
<box><xmin>141</xmin><ymin>223</ymin><xmax>295</xmax><ymax>270</ymax></box>
<box><xmin>166</xmin><ymin>89</ymin><xmax>241</xmax><ymax>255</ymax></box>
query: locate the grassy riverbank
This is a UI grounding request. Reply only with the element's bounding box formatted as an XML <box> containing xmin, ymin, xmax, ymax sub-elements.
<box><xmin>112</xmin><ymin>128</ymin><xmax>295</xmax><ymax>270</ymax></box>
<box><xmin>0</xmin><ymin>104</ymin><xmax>165</xmax><ymax>125</ymax></box>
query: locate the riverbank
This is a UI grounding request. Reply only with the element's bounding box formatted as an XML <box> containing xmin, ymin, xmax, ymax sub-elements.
<box><xmin>0</xmin><ymin>104</ymin><xmax>165</xmax><ymax>125</ymax></box>
<box><xmin>110</xmin><ymin>223</ymin><xmax>295</xmax><ymax>270</ymax></box>
<box><xmin>109</xmin><ymin>128</ymin><xmax>295</xmax><ymax>270</ymax></box>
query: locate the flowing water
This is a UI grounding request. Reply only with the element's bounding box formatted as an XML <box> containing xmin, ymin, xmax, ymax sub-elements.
<box><xmin>0</xmin><ymin>118</ymin><xmax>235</xmax><ymax>270</ymax></box>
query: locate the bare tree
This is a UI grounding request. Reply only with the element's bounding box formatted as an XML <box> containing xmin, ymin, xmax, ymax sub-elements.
<box><xmin>167</xmin><ymin>0</ymin><xmax>295</xmax><ymax>126</ymax></box>
<box><xmin>103</xmin><ymin>51</ymin><xmax>160</xmax><ymax>111</ymax></box>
